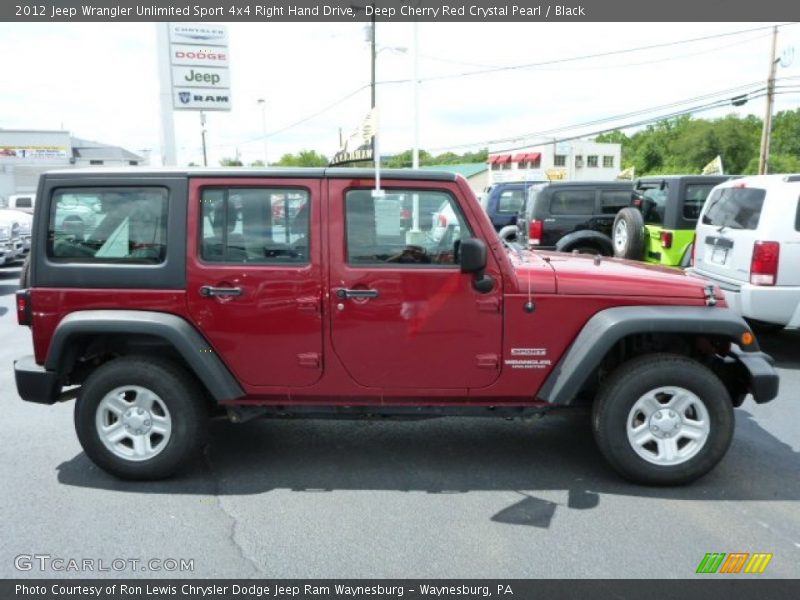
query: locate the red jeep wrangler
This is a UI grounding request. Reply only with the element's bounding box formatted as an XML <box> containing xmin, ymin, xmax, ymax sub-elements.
<box><xmin>14</xmin><ymin>168</ymin><xmax>778</xmax><ymax>484</ymax></box>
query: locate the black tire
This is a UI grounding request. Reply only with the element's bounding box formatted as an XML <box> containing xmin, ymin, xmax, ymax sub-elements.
<box><xmin>592</xmin><ymin>353</ymin><xmax>734</xmax><ymax>486</ymax></box>
<box><xmin>74</xmin><ymin>357</ymin><xmax>208</xmax><ymax>480</ymax></box>
<box><xmin>19</xmin><ymin>256</ymin><xmax>30</xmax><ymax>287</ymax></box>
<box><xmin>612</xmin><ymin>207</ymin><xmax>645</xmax><ymax>260</ymax></box>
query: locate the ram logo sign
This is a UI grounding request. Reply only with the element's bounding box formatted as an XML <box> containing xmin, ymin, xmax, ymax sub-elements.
<box><xmin>696</xmin><ymin>552</ymin><xmax>773</xmax><ymax>574</ymax></box>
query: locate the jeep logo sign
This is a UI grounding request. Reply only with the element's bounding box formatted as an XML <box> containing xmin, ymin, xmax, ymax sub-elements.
<box><xmin>173</xmin><ymin>88</ymin><xmax>232</xmax><ymax>111</ymax></box>
<box><xmin>172</xmin><ymin>66</ymin><xmax>230</xmax><ymax>89</ymax></box>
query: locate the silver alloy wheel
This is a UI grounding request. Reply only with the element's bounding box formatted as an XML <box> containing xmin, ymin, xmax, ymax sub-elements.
<box><xmin>614</xmin><ymin>220</ymin><xmax>628</xmax><ymax>253</ymax></box>
<box><xmin>626</xmin><ymin>386</ymin><xmax>710</xmax><ymax>466</ymax></box>
<box><xmin>95</xmin><ymin>385</ymin><xmax>172</xmax><ymax>462</ymax></box>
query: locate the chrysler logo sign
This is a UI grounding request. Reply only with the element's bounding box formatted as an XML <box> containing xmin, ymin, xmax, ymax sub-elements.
<box><xmin>170</xmin><ymin>25</ymin><xmax>227</xmax><ymax>45</ymax></box>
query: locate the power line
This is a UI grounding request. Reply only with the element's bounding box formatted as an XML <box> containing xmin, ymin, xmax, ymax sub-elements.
<box><xmin>383</xmin><ymin>23</ymin><xmax>798</xmax><ymax>85</ymax></box>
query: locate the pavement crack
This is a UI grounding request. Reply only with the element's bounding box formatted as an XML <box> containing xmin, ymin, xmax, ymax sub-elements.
<box><xmin>201</xmin><ymin>446</ymin><xmax>266</xmax><ymax>577</ymax></box>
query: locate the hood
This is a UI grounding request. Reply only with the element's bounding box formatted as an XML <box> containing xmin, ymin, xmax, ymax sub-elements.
<box><xmin>534</xmin><ymin>251</ymin><xmax>711</xmax><ymax>299</ymax></box>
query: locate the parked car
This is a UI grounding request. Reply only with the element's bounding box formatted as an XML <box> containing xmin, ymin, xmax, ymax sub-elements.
<box><xmin>690</xmin><ymin>174</ymin><xmax>800</xmax><ymax>331</ymax></box>
<box><xmin>7</xmin><ymin>193</ymin><xmax>36</xmax><ymax>214</ymax></box>
<box><xmin>0</xmin><ymin>209</ymin><xmax>24</xmax><ymax>265</ymax></box>
<box><xmin>513</xmin><ymin>181</ymin><xmax>633</xmax><ymax>255</ymax></box>
<box><xmin>14</xmin><ymin>167</ymin><xmax>778</xmax><ymax>484</ymax></box>
<box><xmin>612</xmin><ymin>175</ymin><xmax>733</xmax><ymax>267</ymax></box>
<box><xmin>483</xmin><ymin>181</ymin><xmax>544</xmax><ymax>234</ymax></box>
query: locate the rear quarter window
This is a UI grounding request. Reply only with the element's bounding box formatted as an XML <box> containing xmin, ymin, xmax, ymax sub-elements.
<box><xmin>47</xmin><ymin>187</ymin><xmax>168</xmax><ymax>263</ymax></box>
<box><xmin>795</xmin><ymin>197</ymin><xmax>800</xmax><ymax>231</ymax></box>
<box><xmin>549</xmin><ymin>190</ymin><xmax>595</xmax><ymax>215</ymax></box>
<box><xmin>599</xmin><ymin>190</ymin><xmax>631</xmax><ymax>214</ymax></box>
<box><xmin>682</xmin><ymin>184</ymin><xmax>714</xmax><ymax>220</ymax></box>
<box><xmin>496</xmin><ymin>189</ymin><xmax>525</xmax><ymax>214</ymax></box>
<box><xmin>702</xmin><ymin>187</ymin><xmax>766</xmax><ymax>231</ymax></box>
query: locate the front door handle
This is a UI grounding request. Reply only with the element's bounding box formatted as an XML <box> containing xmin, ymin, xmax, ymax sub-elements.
<box><xmin>335</xmin><ymin>288</ymin><xmax>379</xmax><ymax>300</ymax></box>
<box><xmin>200</xmin><ymin>285</ymin><xmax>243</xmax><ymax>298</ymax></box>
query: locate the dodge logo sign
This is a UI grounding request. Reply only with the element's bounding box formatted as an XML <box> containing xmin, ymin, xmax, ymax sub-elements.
<box><xmin>179</xmin><ymin>92</ymin><xmax>191</xmax><ymax>104</ymax></box>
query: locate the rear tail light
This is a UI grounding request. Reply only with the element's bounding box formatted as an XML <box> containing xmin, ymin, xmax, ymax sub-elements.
<box><xmin>660</xmin><ymin>230</ymin><xmax>673</xmax><ymax>249</ymax></box>
<box><xmin>690</xmin><ymin>232</ymin><xmax>697</xmax><ymax>266</ymax></box>
<box><xmin>437</xmin><ymin>214</ymin><xmax>448</xmax><ymax>228</ymax></box>
<box><xmin>528</xmin><ymin>219</ymin><xmax>543</xmax><ymax>246</ymax></box>
<box><xmin>633</xmin><ymin>197</ymin><xmax>643</xmax><ymax>209</ymax></box>
<box><xmin>16</xmin><ymin>290</ymin><xmax>31</xmax><ymax>326</ymax></box>
<box><xmin>750</xmin><ymin>241</ymin><xmax>780</xmax><ymax>286</ymax></box>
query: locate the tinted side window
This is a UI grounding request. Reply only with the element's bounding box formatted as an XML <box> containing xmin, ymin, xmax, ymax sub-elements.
<box><xmin>682</xmin><ymin>184</ymin><xmax>714</xmax><ymax>220</ymax></box>
<box><xmin>48</xmin><ymin>187</ymin><xmax>168</xmax><ymax>263</ymax></box>
<box><xmin>637</xmin><ymin>184</ymin><xmax>668</xmax><ymax>225</ymax></box>
<box><xmin>702</xmin><ymin>188</ymin><xmax>766</xmax><ymax>230</ymax></box>
<box><xmin>201</xmin><ymin>187</ymin><xmax>309</xmax><ymax>264</ymax></box>
<box><xmin>599</xmin><ymin>190</ymin><xmax>631</xmax><ymax>214</ymax></box>
<box><xmin>549</xmin><ymin>190</ymin><xmax>595</xmax><ymax>215</ymax></box>
<box><xmin>496</xmin><ymin>189</ymin><xmax>525</xmax><ymax>214</ymax></box>
<box><xmin>346</xmin><ymin>189</ymin><xmax>469</xmax><ymax>266</ymax></box>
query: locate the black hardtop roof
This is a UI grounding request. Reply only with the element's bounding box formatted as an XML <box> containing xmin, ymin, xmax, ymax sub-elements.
<box><xmin>536</xmin><ymin>180</ymin><xmax>633</xmax><ymax>188</ymax></box>
<box><xmin>635</xmin><ymin>174</ymin><xmax>735</xmax><ymax>184</ymax></box>
<box><xmin>41</xmin><ymin>166</ymin><xmax>458</xmax><ymax>182</ymax></box>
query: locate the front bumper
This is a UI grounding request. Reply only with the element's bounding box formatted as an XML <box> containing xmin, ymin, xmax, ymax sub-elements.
<box><xmin>14</xmin><ymin>356</ymin><xmax>61</xmax><ymax>404</ymax></box>
<box><xmin>728</xmin><ymin>347</ymin><xmax>779</xmax><ymax>404</ymax></box>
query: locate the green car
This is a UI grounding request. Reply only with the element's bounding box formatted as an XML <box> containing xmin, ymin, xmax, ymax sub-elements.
<box><xmin>612</xmin><ymin>175</ymin><xmax>734</xmax><ymax>267</ymax></box>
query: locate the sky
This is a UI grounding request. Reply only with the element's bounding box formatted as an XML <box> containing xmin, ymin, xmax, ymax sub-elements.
<box><xmin>0</xmin><ymin>20</ymin><xmax>798</xmax><ymax>166</ymax></box>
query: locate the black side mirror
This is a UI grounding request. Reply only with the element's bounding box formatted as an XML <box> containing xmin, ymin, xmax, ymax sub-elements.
<box><xmin>460</xmin><ymin>237</ymin><xmax>486</xmax><ymax>273</ymax></box>
<box><xmin>460</xmin><ymin>238</ymin><xmax>494</xmax><ymax>293</ymax></box>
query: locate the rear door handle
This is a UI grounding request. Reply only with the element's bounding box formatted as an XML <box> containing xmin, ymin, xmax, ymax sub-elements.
<box><xmin>200</xmin><ymin>285</ymin><xmax>243</xmax><ymax>297</ymax></box>
<box><xmin>335</xmin><ymin>288</ymin><xmax>379</xmax><ymax>299</ymax></box>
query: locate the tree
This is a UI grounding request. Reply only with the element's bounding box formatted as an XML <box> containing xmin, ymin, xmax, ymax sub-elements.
<box><xmin>274</xmin><ymin>150</ymin><xmax>328</xmax><ymax>167</ymax></box>
<box><xmin>220</xmin><ymin>157</ymin><xmax>243</xmax><ymax>166</ymax></box>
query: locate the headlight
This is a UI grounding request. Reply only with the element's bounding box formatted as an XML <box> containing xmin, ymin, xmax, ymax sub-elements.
<box><xmin>0</xmin><ymin>225</ymin><xmax>10</xmax><ymax>239</ymax></box>
<box><xmin>19</xmin><ymin>221</ymin><xmax>31</xmax><ymax>235</ymax></box>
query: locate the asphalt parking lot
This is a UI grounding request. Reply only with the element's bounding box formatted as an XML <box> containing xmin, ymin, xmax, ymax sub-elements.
<box><xmin>1</xmin><ymin>262</ymin><xmax>798</xmax><ymax>579</ymax></box>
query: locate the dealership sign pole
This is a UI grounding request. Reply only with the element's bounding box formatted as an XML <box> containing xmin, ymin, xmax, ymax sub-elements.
<box><xmin>157</xmin><ymin>22</ymin><xmax>232</xmax><ymax>166</ymax></box>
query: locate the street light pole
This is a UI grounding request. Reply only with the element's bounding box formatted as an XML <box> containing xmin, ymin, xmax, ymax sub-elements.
<box><xmin>200</xmin><ymin>111</ymin><xmax>208</xmax><ymax>167</ymax></box>
<box><xmin>257</xmin><ymin>98</ymin><xmax>268</xmax><ymax>166</ymax></box>
<box><xmin>412</xmin><ymin>21</ymin><xmax>420</xmax><ymax>170</ymax></box>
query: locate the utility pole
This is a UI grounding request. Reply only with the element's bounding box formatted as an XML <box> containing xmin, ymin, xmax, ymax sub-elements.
<box><xmin>758</xmin><ymin>26</ymin><xmax>779</xmax><ymax>175</ymax></box>
<box><xmin>258</xmin><ymin>98</ymin><xmax>268</xmax><ymax>166</ymax></box>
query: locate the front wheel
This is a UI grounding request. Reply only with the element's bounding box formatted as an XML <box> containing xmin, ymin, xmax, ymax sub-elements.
<box><xmin>75</xmin><ymin>357</ymin><xmax>208</xmax><ymax>480</ymax></box>
<box><xmin>592</xmin><ymin>354</ymin><xmax>734</xmax><ymax>485</ymax></box>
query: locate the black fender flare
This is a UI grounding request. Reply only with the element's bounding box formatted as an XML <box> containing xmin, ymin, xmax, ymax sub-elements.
<box><xmin>45</xmin><ymin>310</ymin><xmax>244</xmax><ymax>402</ymax></box>
<box><xmin>537</xmin><ymin>305</ymin><xmax>768</xmax><ymax>406</ymax></box>
<box><xmin>555</xmin><ymin>230</ymin><xmax>614</xmax><ymax>255</ymax></box>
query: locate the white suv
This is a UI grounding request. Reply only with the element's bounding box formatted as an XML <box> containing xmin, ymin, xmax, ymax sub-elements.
<box><xmin>691</xmin><ymin>174</ymin><xmax>800</xmax><ymax>330</ymax></box>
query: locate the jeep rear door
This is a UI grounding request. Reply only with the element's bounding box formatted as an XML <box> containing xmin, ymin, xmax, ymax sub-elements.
<box><xmin>326</xmin><ymin>177</ymin><xmax>503</xmax><ymax>390</ymax></box>
<box><xmin>186</xmin><ymin>178</ymin><xmax>323</xmax><ymax>388</ymax></box>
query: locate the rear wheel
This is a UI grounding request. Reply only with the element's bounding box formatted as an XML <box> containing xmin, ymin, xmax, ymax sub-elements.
<box><xmin>75</xmin><ymin>357</ymin><xmax>208</xmax><ymax>480</ymax></box>
<box><xmin>612</xmin><ymin>207</ymin><xmax>645</xmax><ymax>260</ymax></box>
<box><xmin>592</xmin><ymin>353</ymin><xmax>734</xmax><ymax>485</ymax></box>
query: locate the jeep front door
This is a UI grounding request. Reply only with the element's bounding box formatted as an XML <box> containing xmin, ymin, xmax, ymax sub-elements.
<box><xmin>327</xmin><ymin>179</ymin><xmax>503</xmax><ymax>390</ymax></box>
<box><xmin>186</xmin><ymin>178</ymin><xmax>323</xmax><ymax>388</ymax></box>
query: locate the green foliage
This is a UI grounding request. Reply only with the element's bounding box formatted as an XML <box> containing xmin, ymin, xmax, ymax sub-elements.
<box><xmin>274</xmin><ymin>150</ymin><xmax>328</xmax><ymax>167</ymax></box>
<box><xmin>605</xmin><ymin>109</ymin><xmax>799</xmax><ymax>176</ymax></box>
<box><xmin>383</xmin><ymin>148</ymin><xmax>488</xmax><ymax>168</ymax></box>
<box><xmin>219</xmin><ymin>157</ymin><xmax>243</xmax><ymax>166</ymax></box>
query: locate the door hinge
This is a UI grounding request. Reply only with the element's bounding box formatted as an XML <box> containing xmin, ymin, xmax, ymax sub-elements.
<box><xmin>476</xmin><ymin>354</ymin><xmax>499</xmax><ymax>369</ymax></box>
<box><xmin>476</xmin><ymin>297</ymin><xmax>501</xmax><ymax>313</ymax></box>
<box><xmin>297</xmin><ymin>352</ymin><xmax>321</xmax><ymax>368</ymax></box>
